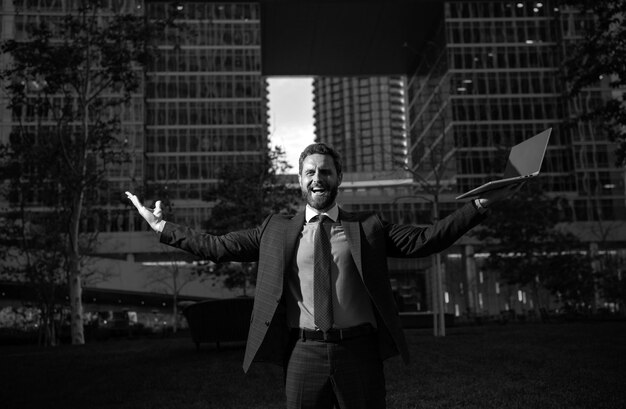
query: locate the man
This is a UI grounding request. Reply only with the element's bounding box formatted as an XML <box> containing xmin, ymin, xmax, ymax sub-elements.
<box><xmin>126</xmin><ymin>143</ymin><xmax>516</xmax><ymax>409</ymax></box>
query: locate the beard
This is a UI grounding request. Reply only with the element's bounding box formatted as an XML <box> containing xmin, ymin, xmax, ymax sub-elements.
<box><xmin>301</xmin><ymin>183</ymin><xmax>339</xmax><ymax>211</ymax></box>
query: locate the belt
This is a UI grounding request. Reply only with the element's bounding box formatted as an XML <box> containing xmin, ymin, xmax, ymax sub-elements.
<box><xmin>294</xmin><ymin>324</ymin><xmax>376</xmax><ymax>343</ymax></box>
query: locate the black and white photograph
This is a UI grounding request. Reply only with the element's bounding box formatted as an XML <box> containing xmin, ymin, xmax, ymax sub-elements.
<box><xmin>1</xmin><ymin>1</ymin><xmax>625</xmax><ymax>408</ymax></box>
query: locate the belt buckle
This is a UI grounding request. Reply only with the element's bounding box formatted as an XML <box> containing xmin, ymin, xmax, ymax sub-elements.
<box><xmin>303</xmin><ymin>329</ymin><xmax>326</xmax><ymax>342</ymax></box>
<box><xmin>322</xmin><ymin>329</ymin><xmax>340</xmax><ymax>342</ymax></box>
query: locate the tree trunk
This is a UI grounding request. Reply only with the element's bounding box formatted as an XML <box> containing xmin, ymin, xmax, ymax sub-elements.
<box><xmin>171</xmin><ymin>269</ymin><xmax>179</xmax><ymax>334</ymax></box>
<box><xmin>69</xmin><ymin>266</ymin><xmax>84</xmax><ymax>344</ymax></box>
<box><xmin>67</xmin><ymin>81</ymin><xmax>90</xmax><ymax>345</ymax></box>
<box><xmin>531</xmin><ymin>283</ymin><xmax>541</xmax><ymax>321</ymax></box>
<box><xmin>68</xmin><ymin>193</ymin><xmax>85</xmax><ymax>345</ymax></box>
<box><xmin>44</xmin><ymin>304</ymin><xmax>58</xmax><ymax>347</ymax></box>
<box><xmin>172</xmin><ymin>293</ymin><xmax>178</xmax><ymax>334</ymax></box>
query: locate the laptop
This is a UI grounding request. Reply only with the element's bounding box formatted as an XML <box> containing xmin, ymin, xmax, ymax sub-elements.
<box><xmin>455</xmin><ymin>128</ymin><xmax>551</xmax><ymax>200</ymax></box>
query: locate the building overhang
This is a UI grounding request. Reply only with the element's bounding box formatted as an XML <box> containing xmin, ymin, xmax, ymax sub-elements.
<box><xmin>209</xmin><ymin>0</ymin><xmax>445</xmax><ymax>76</ymax></box>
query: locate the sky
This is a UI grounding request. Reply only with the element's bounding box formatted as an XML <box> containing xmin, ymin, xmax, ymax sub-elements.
<box><xmin>267</xmin><ymin>77</ymin><xmax>315</xmax><ymax>173</ymax></box>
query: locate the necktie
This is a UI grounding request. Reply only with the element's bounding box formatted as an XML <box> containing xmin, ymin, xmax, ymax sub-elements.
<box><xmin>313</xmin><ymin>215</ymin><xmax>333</xmax><ymax>332</ymax></box>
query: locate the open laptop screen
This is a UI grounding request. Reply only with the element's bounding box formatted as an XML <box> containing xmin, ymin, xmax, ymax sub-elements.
<box><xmin>455</xmin><ymin>128</ymin><xmax>551</xmax><ymax>200</ymax></box>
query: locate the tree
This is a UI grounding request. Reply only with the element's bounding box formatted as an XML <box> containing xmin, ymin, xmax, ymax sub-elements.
<box><xmin>471</xmin><ymin>185</ymin><xmax>595</xmax><ymax>310</ymax></box>
<box><xmin>0</xmin><ymin>210</ymin><xmax>66</xmax><ymax>346</ymax></box>
<box><xmin>562</xmin><ymin>0</ymin><xmax>626</xmax><ymax>166</ymax></box>
<box><xmin>198</xmin><ymin>261</ymin><xmax>257</xmax><ymax>297</ymax></box>
<box><xmin>201</xmin><ymin>145</ymin><xmax>301</xmax><ymax>295</ymax></box>
<box><xmin>594</xmin><ymin>251</ymin><xmax>626</xmax><ymax>314</ymax></box>
<box><xmin>0</xmin><ymin>1</ymin><xmax>177</xmax><ymax>344</ymax></box>
<box><xmin>204</xmin><ymin>145</ymin><xmax>299</xmax><ymax>231</ymax></box>
<box><xmin>561</xmin><ymin>1</ymin><xmax>626</xmax><ymax>311</ymax></box>
<box><xmin>147</xmin><ymin>246</ymin><xmax>200</xmax><ymax>333</ymax></box>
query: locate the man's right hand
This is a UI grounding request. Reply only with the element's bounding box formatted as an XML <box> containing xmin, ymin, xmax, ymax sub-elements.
<box><xmin>125</xmin><ymin>191</ymin><xmax>166</xmax><ymax>232</ymax></box>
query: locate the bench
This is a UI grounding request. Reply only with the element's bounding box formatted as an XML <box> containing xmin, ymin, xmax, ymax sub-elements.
<box><xmin>182</xmin><ymin>297</ymin><xmax>254</xmax><ymax>350</ymax></box>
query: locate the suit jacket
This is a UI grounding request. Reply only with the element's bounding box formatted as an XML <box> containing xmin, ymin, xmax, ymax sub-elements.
<box><xmin>159</xmin><ymin>201</ymin><xmax>485</xmax><ymax>372</ymax></box>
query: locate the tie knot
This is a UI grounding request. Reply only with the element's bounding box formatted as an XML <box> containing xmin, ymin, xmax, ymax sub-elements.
<box><xmin>313</xmin><ymin>214</ymin><xmax>330</xmax><ymax>224</ymax></box>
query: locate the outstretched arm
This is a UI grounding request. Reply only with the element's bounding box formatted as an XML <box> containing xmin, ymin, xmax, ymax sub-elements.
<box><xmin>126</xmin><ymin>191</ymin><xmax>266</xmax><ymax>263</ymax></box>
<box><xmin>383</xmin><ymin>183</ymin><xmax>523</xmax><ymax>257</ymax></box>
<box><xmin>125</xmin><ymin>191</ymin><xmax>166</xmax><ymax>232</ymax></box>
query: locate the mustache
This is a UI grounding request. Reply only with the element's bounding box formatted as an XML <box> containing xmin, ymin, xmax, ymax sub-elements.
<box><xmin>309</xmin><ymin>182</ymin><xmax>329</xmax><ymax>190</ymax></box>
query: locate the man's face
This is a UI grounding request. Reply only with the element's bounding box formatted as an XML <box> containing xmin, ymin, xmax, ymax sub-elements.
<box><xmin>299</xmin><ymin>153</ymin><xmax>342</xmax><ymax>211</ymax></box>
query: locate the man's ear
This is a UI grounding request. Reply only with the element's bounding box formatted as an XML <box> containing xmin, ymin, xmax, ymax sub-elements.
<box><xmin>337</xmin><ymin>172</ymin><xmax>343</xmax><ymax>186</ymax></box>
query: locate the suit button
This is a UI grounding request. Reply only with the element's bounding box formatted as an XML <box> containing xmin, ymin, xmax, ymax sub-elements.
<box><xmin>276</xmin><ymin>298</ymin><xmax>281</xmax><ymax>303</ymax></box>
<box><xmin>265</xmin><ymin>320</ymin><xmax>270</xmax><ymax>326</ymax></box>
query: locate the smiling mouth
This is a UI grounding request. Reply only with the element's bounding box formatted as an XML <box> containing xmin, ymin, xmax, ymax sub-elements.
<box><xmin>310</xmin><ymin>186</ymin><xmax>327</xmax><ymax>195</ymax></box>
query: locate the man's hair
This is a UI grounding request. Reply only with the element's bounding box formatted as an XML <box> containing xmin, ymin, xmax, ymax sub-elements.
<box><xmin>298</xmin><ymin>143</ymin><xmax>343</xmax><ymax>176</ymax></box>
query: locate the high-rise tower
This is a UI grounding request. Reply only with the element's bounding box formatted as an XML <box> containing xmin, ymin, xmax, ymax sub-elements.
<box><xmin>313</xmin><ymin>76</ymin><xmax>408</xmax><ymax>179</ymax></box>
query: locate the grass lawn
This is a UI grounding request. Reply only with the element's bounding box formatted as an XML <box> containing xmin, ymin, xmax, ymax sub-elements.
<box><xmin>1</xmin><ymin>321</ymin><xmax>625</xmax><ymax>409</ymax></box>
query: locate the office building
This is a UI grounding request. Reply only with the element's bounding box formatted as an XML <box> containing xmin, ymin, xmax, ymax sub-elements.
<box><xmin>143</xmin><ymin>1</ymin><xmax>268</xmax><ymax>230</ymax></box>
<box><xmin>408</xmin><ymin>0</ymin><xmax>624</xmax><ymax>222</ymax></box>
<box><xmin>405</xmin><ymin>0</ymin><xmax>625</xmax><ymax>317</ymax></box>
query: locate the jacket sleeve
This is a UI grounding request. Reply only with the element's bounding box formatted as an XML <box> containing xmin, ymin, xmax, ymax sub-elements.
<box><xmin>382</xmin><ymin>201</ymin><xmax>486</xmax><ymax>258</ymax></box>
<box><xmin>158</xmin><ymin>215</ymin><xmax>272</xmax><ymax>263</ymax></box>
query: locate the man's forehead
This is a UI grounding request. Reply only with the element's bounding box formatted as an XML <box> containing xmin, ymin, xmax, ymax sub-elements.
<box><xmin>302</xmin><ymin>154</ymin><xmax>335</xmax><ymax>168</ymax></box>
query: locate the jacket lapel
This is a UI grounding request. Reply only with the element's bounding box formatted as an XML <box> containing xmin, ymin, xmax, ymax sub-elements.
<box><xmin>283</xmin><ymin>211</ymin><xmax>305</xmax><ymax>271</ymax></box>
<box><xmin>339</xmin><ymin>209</ymin><xmax>364</xmax><ymax>279</ymax></box>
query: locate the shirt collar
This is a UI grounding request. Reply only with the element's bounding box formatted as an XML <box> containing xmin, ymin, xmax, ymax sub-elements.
<box><xmin>305</xmin><ymin>203</ymin><xmax>339</xmax><ymax>223</ymax></box>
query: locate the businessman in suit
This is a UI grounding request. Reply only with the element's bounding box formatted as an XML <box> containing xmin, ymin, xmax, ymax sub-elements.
<box><xmin>126</xmin><ymin>142</ymin><xmax>517</xmax><ymax>409</ymax></box>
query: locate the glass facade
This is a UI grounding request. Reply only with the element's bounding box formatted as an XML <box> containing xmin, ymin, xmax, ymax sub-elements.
<box><xmin>144</xmin><ymin>1</ymin><xmax>268</xmax><ymax>229</ymax></box>
<box><xmin>0</xmin><ymin>1</ymin><xmax>268</xmax><ymax>231</ymax></box>
<box><xmin>407</xmin><ymin>0</ymin><xmax>625</xmax><ymax>222</ymax></box>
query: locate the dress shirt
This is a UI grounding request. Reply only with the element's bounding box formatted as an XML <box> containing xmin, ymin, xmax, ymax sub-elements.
<box><xmin>285</xmin><ymin>204</ymin><xmax>377</xmax><ymax>330</ymax></box>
